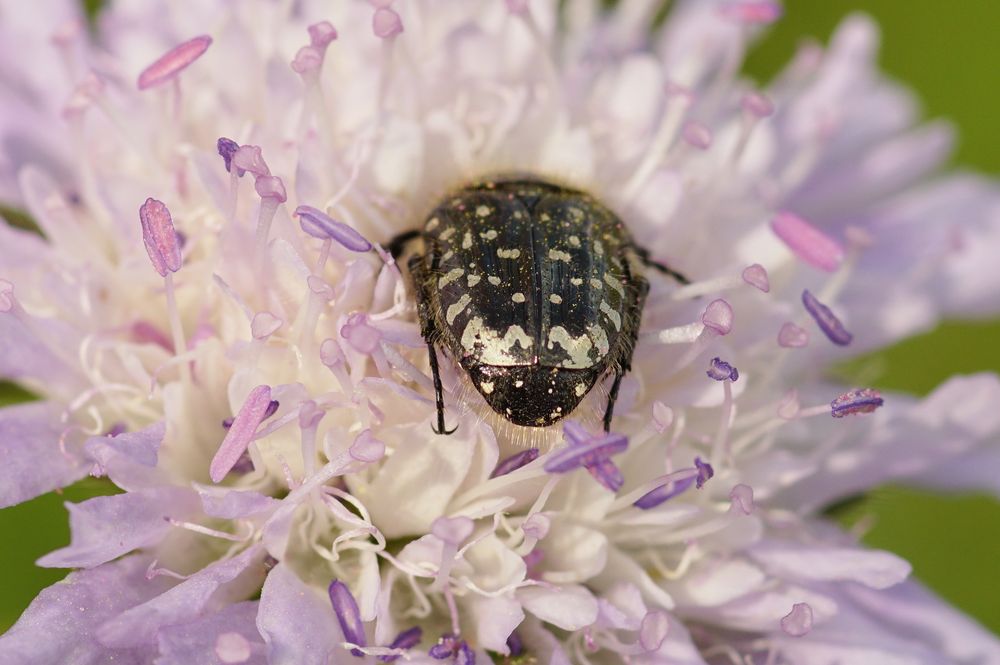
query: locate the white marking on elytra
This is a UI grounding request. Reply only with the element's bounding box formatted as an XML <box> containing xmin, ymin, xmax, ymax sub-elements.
<box><xmin>426</xmin><ymin>217</ymin><xmax>440</xmax><ymax>230</ymax></box>
<box><xmin>600</xmin><ymin>300</ymin><xmax>621</xmax><ymax>330</ymax></box>
<box><xmin>442</xmin><ymin>251</ymin><xmax>454</xmax><ymax>261</ymax></box>
<box><xmin>438</xmin><ymin>268</ymin><xmax>464</xmax><ymax>288</ymax></box>
<box><xmin>590</xmin><ymin>278</ymin><xmax>602</xmax><ymax>288</ymax></box>
<box><xmin>575</xmin><ymin>382</ymin><xmax>587</xmax><ymax>396</ymax></box>
<box><xmin>476</xmin><ymin>205</ymin><xmax>491</xmax><ymax>217</ymax></box>
<box><xmin>462</xmin><ymin>232</ymin><xmax>473</xmax><ymax>249</ymax></box>
<box><xmin>593</xmin><ymin>241</ymin><xmax>604</xmax><ymax>256</ymax></box>
<box><xmin>461</xmin><ymin>318</ymin><xmax>534</xmax><ymax>363</ymax></box>
<box><xmin>548</xmin><ymin>249</ymin><xmax>572</xmax><ymax>262</ymax></box>
<box><xmin>550</xmin><ymin>294</ymin><xmax>563</xmax><ymax>304</ymax></box>
<box><xmin>515</xmin><ymin>380</ymin><xmax>524</xmax><ymax>388</ymax></box>
<box><xmin>588</xmin><ymin>323</ymin><xmax>610</xmax><ymax>356</ymax></box>
<box><xmin>480</xmin><ymin>230</ymin><xmax>498</xmax><ymax>240</ymax></box>
<box><xmin>547</xmin><ymin>325</ymin><xmax>595</xmax><ymax>369</ymax></box>
<box><xmin>512</xmin><ymin>292</ymin><xmax>526</xmax><ymax>303</ymax></box>
<box><xmin>570</xmin><ymin>278</ymin><xmax>584</xmax><ymax>286</ymax></box>
<box><xmin>498</xmin><ymin>248</ymin><xmax>521</xmax><ymax>259</ymax></box>
<box><xmin>467</xmin><ymin>274</ymin><xmax>481</xmax><ymax>287</ymax></box>
<box><xmin>446</xmin><ymin>294</ymin><xmax>472</xmax><ymax>325</ymax></box>
<box><xmin>603</xmin><ymin>273</ymin><xmax>625</xmax><ymax>297</ymax></box>
<box><xmin>439</xmin><ymin>227</ymin><xmax>456</xmax><ymax>241</ymax></box>
<box><xmin>480</xmin><ymin>381</ymin><xmax>494</xmax><ymax>394</ymax></box>
<box><xmin>488</xmin><ymin>275</ymin><xmax>502</xmax><ymax>286</ymax></box>
<box><xmin>568</xmin><ymin>235</ymin><xmax>581</xmax><ymax>247</ymax></box>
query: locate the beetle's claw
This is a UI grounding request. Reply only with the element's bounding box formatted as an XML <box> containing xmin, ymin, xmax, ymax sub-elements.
<box><xmin>431</xmin><ymin>422</ymin><xmax>459</xmax><ymax>436</ymax></box>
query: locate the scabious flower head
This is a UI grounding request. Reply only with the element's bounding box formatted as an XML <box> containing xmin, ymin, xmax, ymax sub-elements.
<box><xmin>3</xmin><ymin>1</ymin><xmax>1000</xmax><ymax>663</ymax></box>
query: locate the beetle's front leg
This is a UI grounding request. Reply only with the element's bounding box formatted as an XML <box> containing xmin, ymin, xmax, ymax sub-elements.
<box><xmin>633</xmin><ymin>245</ymin><xmax>691</xmax><ymax>285</ymax></box>
<box><xmin>408</xmin><ymin>254</ymin><xmax>458</xmax><ymax>435</ymax></box>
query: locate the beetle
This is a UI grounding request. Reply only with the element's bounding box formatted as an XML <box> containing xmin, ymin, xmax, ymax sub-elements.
<box><xmin>389</xmin><ymin>175</ymin><xmax>687</xmax><ymax>434</ymax></box>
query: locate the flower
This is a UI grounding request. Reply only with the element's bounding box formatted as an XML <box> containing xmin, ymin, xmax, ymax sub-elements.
<box><xmin>2</xmin><ymin>0</ymin><xmax>1000</xmax><ymax>663</ymax></box>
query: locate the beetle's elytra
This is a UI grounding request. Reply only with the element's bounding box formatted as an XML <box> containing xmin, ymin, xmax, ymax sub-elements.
<box><xmin>390</xmin><ymin>175</ymin><xmax>687</xmax><ymax>434</ymax></box>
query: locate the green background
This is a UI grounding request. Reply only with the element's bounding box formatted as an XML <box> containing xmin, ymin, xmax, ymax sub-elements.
<box><xmin>2</xmin><ymin>0</ymin><xmax>999</xmax><ymax>636</ymax></box>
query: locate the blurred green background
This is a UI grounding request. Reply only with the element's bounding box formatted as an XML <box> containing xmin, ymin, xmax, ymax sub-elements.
<box><xmin>2</xmin><ymin>0</ymin><xmax>1000</xmax><ymax>636</ymax></box>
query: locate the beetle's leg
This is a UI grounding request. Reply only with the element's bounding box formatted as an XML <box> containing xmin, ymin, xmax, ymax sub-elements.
<box><xmin>408</xmin><ymin>253</ymin><xmax>458</xmax><ymax>435</ymax></box>
<box><xmin>602</xmin><ymin>371</ymin><xmax>625</xmax><ymax>432</ymax></box>
<box><xmin>633</xmin><ymin>245</ymin><xmax>691</xmax><ymax>285</ymax></box>
<box><xmin>387</xmin><ymin>229</ymin><xmax>422</xmax><ymax>261</ymax></box>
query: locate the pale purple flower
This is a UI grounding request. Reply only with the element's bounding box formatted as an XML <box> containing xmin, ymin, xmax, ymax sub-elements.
<box><xmin>2</xmin><ymin>1</ymin><xmax>1000</xmax><ymax>664</ymax></box>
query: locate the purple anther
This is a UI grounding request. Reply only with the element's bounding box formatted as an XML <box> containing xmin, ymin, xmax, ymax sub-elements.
<box><xmin>429</xmin><ymin>635</ymin><xmax>474</xmax><ymax>664</ymax></box>
<box><xmin>231</xmin><ymin>145</ymin><xmax>270</xmax><ymax>178</ymax></box>
<box><xmin>741</xmin><ymin>263</ymin><xmax>770</xmax><ymax>292</ymax></box>
<box><xmin>255</xmin><ymin>175</ymin><xmax>287</xmax><ymax>203</ymax></box>
<box><xmin>341</xmin><ymin>312</ymin><xmax>382</xmax><ymax>354</ymax></box>
<box><xmin>329</xmin><ymin>580</ymin><xmax>367</xmax><ymax>656</ymax></box>
<box><xmin>490</xmin><ymin>448</ymin><xmax>540</xmax><ymax>478</ymax></box>
<box><xmin>216</xmin><ymin>137</ymin><xmax>245</xmax><ymax>176</ymax></box>
<box><xmin>639</xmin><ymin>611</ymin><xmax>670</xmax><ymax>652</ymax></box>
<box><xmin>742</xmin><ymin>92</ymin><xmax>775</xmax><ymax>118</ymax></box>
<box><xmin>139</xmin><ymin>198</ymin><xmax>182</xmax><ymax>277</ymax></box>
<box><xmin>372</xmin><ymin>7</ymin><xmax>403</xmax><ymax>38</ymax></box>
<box><xmin>298</xmin><ymin>400</ymin><xmax>324</xmax><ymax>430</ymax></box>
<box><xmin>320</xmin><ymin>338</ymin><xmax>345</xmax><ymax>366</ymax></box>
<box><xmin>104</xmin><ymin>422</ymin><xmax>127</xmax><ymax>438</ymax></box>
<box><xmin>719</xmin><ymin>1</ymin><xmax>783</xmax><ymax>24</ymax></box>
<box><xmin>262</xmin><ymin>400</ymin><xmax>280</xmax><ymax>420</ymax></box>
<box><xmin>309</xmin><ymin>21</ymin><xmax>338</xmax><ymax>49</ymax></box>
<box><xmin>771</xmin><ymin>211</ymin><xmax>844</xmax><ymax>273</ymax></box>
<box><xmin>545</xmin><ymin>422</ymin><xmax>629</xmax><ymax>492</ymax></box>
<box><xmin>707</xmin><ymin>357</ymin><xmax>739</xmax><ymax>382</ymax></box>
<box><xmin>694</xmin><ymin>456</ymin><xmax>714</xmax><ymax>488</ymax></box>
<box><xmin>295</xmin><ymin>205</ymin><xmax>373</xmax><ymax>252</ymax></box>
<box><xmin>802</xmin><ymin>290</ymin><xmax>853</xmax><ymax>346</ymax></box>
<box><xmin>729</xmin><ymin>483</ymin><xmax>754</xmax><ymax>514</ymax></box>
<box><xmin>777</xmin><ymin>322</ymin><xmax>809</xmax><ymax>348</ymax></box>
<box><xmin>209</xmin><ymin>385</ymin><xmax>273</xmax><ymax>483</ymax></box>
<box><xmin>379</xmin><ymin>627</ymin><xmax>422</xmax><ymax>662</ymax></box>
<box><xmin>137</xmin><ymin>35</ymin><xmax>212</xmax><ymax>90</ymax></box>
<box><xmin>350</xmin><ymin>429</ymin><xmax>386</xmax><ymax>463</ymax></box>
<box><xmin>682</xmin><ymin>120</ymin><xmax>713</xmax><ymax>150</ymax></box>
<box><xmin>831</xmin><ymin>388</ymin><xmax>883</xmax><ymax>418</ymax></box>
<box><xmin>702</xmin><ymin>299</ymin><xmax>733</xmax><ymax>335</ymax></box>
<box><xmin>781</xmin><ymin>602</ymin><xmax>813</xmax><ymax>637</ymax></box>
<box><xmin>633</xmin><ymin>475</ymin><xmax>695</xmax><ymax>510</ymax></box>
<box><xmin>0</xmin><ymin>279</ymin><xmax>14</xmax><ymax>313</ymax></box>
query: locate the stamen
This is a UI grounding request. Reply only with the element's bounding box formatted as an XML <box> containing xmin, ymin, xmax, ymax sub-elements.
<box><xmin>321</xmin><ymin>338</ymin><xmax>354</xmax><ymax>394</ymax></box>
<box><xmin>652</xmin><ymin>401</ymin><xmax>673</xmax><ymax>433</ymax></box>
<box><xmin>639</xmin><ymin>611</ymin><xmax>670</xmax><ymax>651</ymax></box>
<box><xmin>729</xmin><ymin>484</ymin><xmax>754</xmax><ymax>514</ymax></box>
<box><xmin>718</xmin><ymin>1</ymin><xmax>783</xmax><ymax>25</ymax></box>
<box><xmin>831</xmin><ymin>388</ymin><xmax>883</xmax><ymax>418</ymax></box>
<box><xmin>506</xmin><ymin>631</ymin><xmax>523</xmax><ymax>657</ymax></box>
<box><xmin>633</xmin><ymin>470</ymin><xmax>697</xmax><ymax>509</ymax></box>
<box><xmin>682</xmin><ymin>120</ymin><xmax>713</xmax><ymax>150</ymax></box>
<box><xmin>777</xmin><ymin>322</ymin><xmax>809</xmax><ymax>348</ymax></box>
<box><xmin>372</xmin><ymin>7</ymin><xmax>403</xmax><ymax>39</ymax></box>
<box><xmin>251</xmin><ymin>312</ymin><xmax>283</xmax><ymax>340</ymax></box>
<box><xmin>291</xmin><ymin>45</ymin><xmax>323</xmax><ymax>76</ymax></box>
<box><xmin>137</xmin><ymin>35</ymin><xmax>212</xmax><ymax>90</ymax></box>
<box><xmin>294</xmin><ymin>205</ymin><xmax>373</xmax><ymax>252</ymax></box>
<box><xmin>429</xmin><ymin>634</ymin><xmax>474</xmax><ymax>663</ymax></box>
<box><xmin>232</xmin><ymin>145</ymin><xmax>270</xmax><ymax>178</ymax></box>
<box><xmin>490</xmin><ymin>448</ymin><xmax>540</xmax><ymax>478</ymax></box>
<box><xmin>378</xmin><ymin>627</ymin><xmax>423</xmax><ymax>662</ymax></box>
<box><xmin>309</xmin><ymin>21</ymin><xmax>338</xmax><ymax>48</ymax></box>
<box><xmin>780</xmin><ymin>603</ymin><xmax>813</xmax><ymax>637</ymax></box>
<box><xmin>707</xmin><ymin>357</ymin><xmax>739</xmax><ymax>382</ymax></box>
<box><xmin>741</xmin><ymin>92</ymin><xmax>775</xmax><ymax>118</ymax></box>
<box><xmin>0</xmin><ymin>279</ymin><xmax>13</xmax><ymax>313</ymax></box>
<box><xmin>545</xmin><ymin>422</ymin><xmax>629</xmax><ymax>492</ymax></box>
<box><xmin>771</xmin><ymin>211</ymin><xmax>844</xmax><ymax>273</ymax></box>
<box><xmin>350</xmin><ymin>430</ymin><xmax>386</xmax><ymax>463</ymax></box>
<box><xmin>741</xmin><ymin>264</ymin><xmax>770</xmax><ymax>292</ymax></box>
<box><xmin>702</xmin><ymin>299</ymin><xmax>734</xmax><ymax>335</ymax></box>
<box><xmin>298</xmin><ymin>400</ymin><xmax>323</xmax><ymax>477</ymax></box>
<box><xmin>209</xmin><ymin>385</ymin><xmax>273</xmax><ymax>482</ymax></box>
<box><xmin>801</xmin><ymin>290</ymin><xmax>852</xmax><ymax>346</ymax></box>
<box><xmin>520</xmin><ymin>513</ymin><xmax>550</xmax><ymax>540</ymax></box>
<box><xmin>329</xmin><ymin>580</ymin><xmax>367</xmax><ymax>657</ymax></box>
<box><xmin>694</xmin><ymin>457</ymin><xmax>714</xmax><ymax>488</ymax></box>
<box><xmin>139</xmin><ymin>198</ymin><xmax>182</xmax><ymax>277</ymax></box>
<box><xmin>341</xmin><ymin>312</ymin><xmax>383</xmax><ymax>354</ymax></box>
